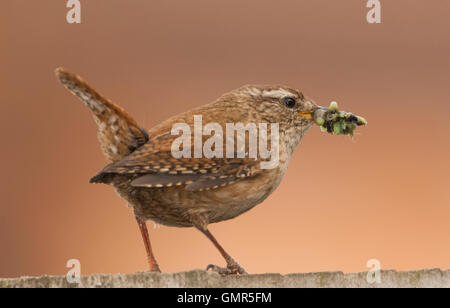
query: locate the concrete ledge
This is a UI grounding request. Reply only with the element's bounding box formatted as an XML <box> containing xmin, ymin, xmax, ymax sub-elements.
<box><xmin>1</xmin><ymin>269</ymin><xmax>449</xmax><ymax>288</ymax></box>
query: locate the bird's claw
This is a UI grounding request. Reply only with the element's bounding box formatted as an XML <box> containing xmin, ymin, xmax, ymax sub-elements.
<box><xmin>206</xmin><ymin>259</ymin><xmax>247</xmax><ymax>275</ymax></box>
<box><xmin>148</xmin><ymin>263</ymin><xmax>161</xmax><ymax>273</ymax></box>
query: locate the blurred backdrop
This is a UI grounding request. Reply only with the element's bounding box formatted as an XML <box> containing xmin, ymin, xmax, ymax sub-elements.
<box><xmin>1</xmin><ymin>0</ymin><xmax>449</xmax><ymax>278</ymax></box>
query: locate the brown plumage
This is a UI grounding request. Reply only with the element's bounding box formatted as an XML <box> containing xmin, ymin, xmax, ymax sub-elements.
<box><xmin>55</xmin><ymin>68</ymin><xmax>149</xmax><ymax>163</ymax></box>
<box><xmin>56</xmin><ymin>67</ymin><xmax>319</xmax><ymax>275</ymax></box>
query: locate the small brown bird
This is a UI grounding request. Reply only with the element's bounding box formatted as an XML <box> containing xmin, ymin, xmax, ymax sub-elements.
<box><xmin>55</xmin><ymin>68</ymin><xmax>365</xmax><ymax>275</ymax></box>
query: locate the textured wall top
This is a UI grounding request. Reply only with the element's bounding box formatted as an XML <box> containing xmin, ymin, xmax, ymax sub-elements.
<box><xmin>1</xmin><ymin>269</ymin><xmax>449</xmax><ymax>288</ymax></box>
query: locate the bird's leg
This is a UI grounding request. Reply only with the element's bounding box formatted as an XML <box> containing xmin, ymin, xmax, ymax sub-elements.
<box><xmin>136</xmin><ymin>217</ymin><xmax>161</xmax><ymax>272</ymax></box>
<box><xmin>199</xmin><ymin>228</ymin><xmax>247</xmax><ymax>275</ymax></box>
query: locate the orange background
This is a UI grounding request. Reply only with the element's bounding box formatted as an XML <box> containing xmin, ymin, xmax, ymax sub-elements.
<box><xmin>1</xmin><ymin>0</ymin><xmax>449</xmax><ymax>278</ymax></box>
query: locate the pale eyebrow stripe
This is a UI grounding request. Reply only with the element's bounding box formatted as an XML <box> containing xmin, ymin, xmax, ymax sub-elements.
<box><xmin>244</xmin><ymin>87</ymin><xmax>262</xmax><ymax>96</ymax></box>
<box><xmin>261</xmin><ymin>89</ymin><xmax>293</xmax><ymax>99</ymax></box>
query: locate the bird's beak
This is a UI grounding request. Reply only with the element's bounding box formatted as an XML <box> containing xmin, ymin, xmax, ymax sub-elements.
<box><xmin>298</xmin><ymin>101</ymin><xmax>319</xmax><ymax>120</ymax></box>
<box><xmin>297</xmin><ymin>111</ymin><xmax>313</xmax><ymax>119</ymax></box>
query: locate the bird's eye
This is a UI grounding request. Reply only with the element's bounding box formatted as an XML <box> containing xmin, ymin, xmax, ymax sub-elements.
<box><xmin>282</xmin><ymin>97</ymin><xmax>296</xmax><ymax>108</ymax></box>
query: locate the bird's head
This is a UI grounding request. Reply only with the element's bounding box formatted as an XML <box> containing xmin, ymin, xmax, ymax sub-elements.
<box><xmin>227</xmin><ymin>85</ymin><xmax>318</xmax><ymax>139</ymax></box>
<box><xmin>202</xmin><ymin>85</ymin><xmax>317</xmax><ymax>158</ymax></box>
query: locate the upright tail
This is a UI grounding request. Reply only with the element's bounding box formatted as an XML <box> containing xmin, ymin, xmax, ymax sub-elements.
<box><xmin>55</xmin><ymin>67</ymin><xmax>148</xmax><ymax>163</ymax></box>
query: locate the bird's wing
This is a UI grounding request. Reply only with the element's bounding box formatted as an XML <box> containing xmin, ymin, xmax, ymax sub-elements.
<box><xmin>90</xmin><ymin>132</ymin><xmax>266</xmax><ymax>191</ymax></box>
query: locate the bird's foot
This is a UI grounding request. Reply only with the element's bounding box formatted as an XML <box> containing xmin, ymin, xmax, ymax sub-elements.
<box><xmin>206</xmin><ymin>258</ymin><xmax>247</xmax><ymax>275</ymax></box>
<box><xmin>148</xmin><ymin>262</ymin><xmax>161</xmax><ymax>273</ymax></box>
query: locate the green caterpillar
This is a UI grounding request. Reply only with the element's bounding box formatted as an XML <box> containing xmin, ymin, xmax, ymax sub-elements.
<box><xmin>313</xmin><ymin>101</ymin><xmax>367</xmax><ymax>136</ymax></box>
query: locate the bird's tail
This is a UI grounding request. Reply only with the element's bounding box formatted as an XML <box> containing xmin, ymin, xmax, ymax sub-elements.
<box><xmin>55</xmin><ymin>67</ymin><xmax>148</xmax><ymax>163</ymax></box>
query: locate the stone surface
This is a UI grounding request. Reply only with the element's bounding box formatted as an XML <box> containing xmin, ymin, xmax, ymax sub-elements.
<box><xmin>1</xmin><ymin>269</ymin><xmax>449</xmax><ymax>288</ymax></box>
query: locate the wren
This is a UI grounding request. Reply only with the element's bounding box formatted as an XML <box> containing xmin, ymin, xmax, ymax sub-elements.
<box><xmin>55</xmin><ymin>68</ymin><xmax>366</xmax><ymax>275</ymax></box>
